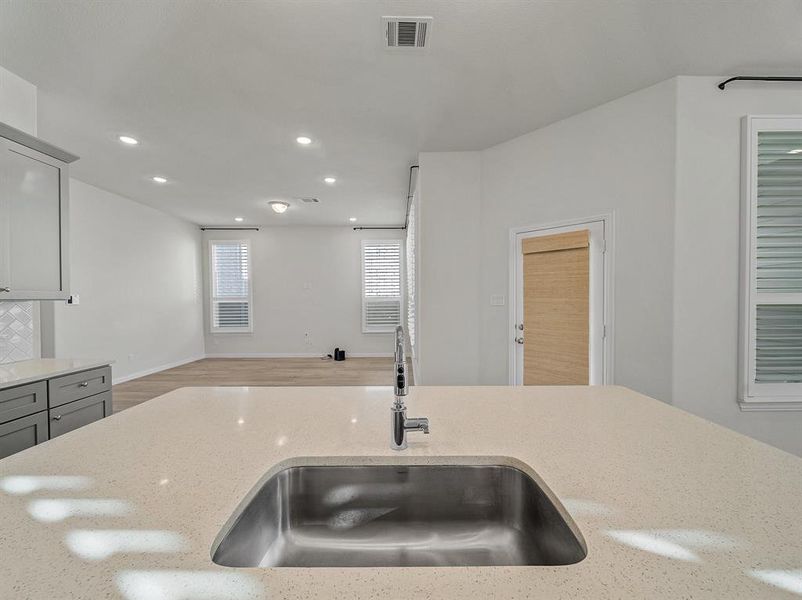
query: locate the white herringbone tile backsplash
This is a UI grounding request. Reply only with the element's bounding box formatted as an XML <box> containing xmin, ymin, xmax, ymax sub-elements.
<box><xmin>0</xmin><ymin>301</ymin><xmax>35</xmax><ymax>363</ymax></box>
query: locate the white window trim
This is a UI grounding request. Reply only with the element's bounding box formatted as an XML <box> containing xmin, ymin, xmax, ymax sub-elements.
<box><xmin>361</xmin><ymin>239</ymin><xmax>404</xmax><ymax>334</ymax></box>
<box><xmin>739</xmin><ymin>115</ymin><xmax>802</xmax><ymax>411</ymax></box>
<box><xmin>209</xmin><ymin>239</ymin><xmax>253</xmax><ymax>334</ymax></box>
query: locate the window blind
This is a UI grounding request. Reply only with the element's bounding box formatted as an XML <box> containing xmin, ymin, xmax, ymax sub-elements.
<box><xmin>756</xmin><ymin>131</ymin><xmax>802</xmax><ymax>292</ymax></box>
<box><xmin>210</xmin><ymin>241</ymin><xmax>251</xmax><ymax>332</ymax></box>
<box><xmin>362</xmin><ymin>240</ymin><xmax>402</xmax><ymax>333</ymax></box>
<box><xmin>753</xmin><ymin>130</ymin><xmax>802</xmax><ymax>384</ymax></box>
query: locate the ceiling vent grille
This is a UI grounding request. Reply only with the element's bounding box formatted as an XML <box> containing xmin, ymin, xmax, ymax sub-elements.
<box><xmin>383</xmin><ymin>16</ymin><xmax>432</xmax><ymax>49</ymax></box>
<box><xmin>300</xmin><ymin>197</ymin><xmax>319</xmax><ymax>203</ymax></box>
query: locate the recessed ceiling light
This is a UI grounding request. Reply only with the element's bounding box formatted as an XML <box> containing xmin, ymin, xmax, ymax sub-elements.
<box><xmin>789</xmin><ymin>148</ymin><xmax>802</xmax><ymax>154</ymax></box>
<box><xmin>234</xmin><ymin>217</ymin><xmax>244</xmax><ymax>222</ymax></box>
<box><xmin>151</xmin><ymin>176</ymin><xmax>167</xmax><ymax>184</ymax></box>
<box><xmin>118</xmin><ymin>135</ymin><xmax>139</xmax><ymax>145</ymax></box>
<box><xmin>269</xmin><ymin>201</ymin><xmax>290</xmax><ymax>214</ymax></box>
<box><xmin>349</xmin><ymin>217</ymin><xmax>357</xmax><ymax>222</ymax></box>
<box><xmin>296</xmin><ymin>136</ymin><xmax>312</xmax><ymax>145</ymax></box>
<box><xmin>324</xmin><ymin>177</ymin><xmax>337</xmax><ymax>184</ymax></box>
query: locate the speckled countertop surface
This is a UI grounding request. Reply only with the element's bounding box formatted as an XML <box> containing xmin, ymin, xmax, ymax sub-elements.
<box><xmin>0</xmin><ymin>385</ymin><xmax>801</xmax><ymax>599</ymax></box>
<box><xmin>0</xmin><ymin>358</ymin><xmax>111</xmax><ymax>390</ymax></box>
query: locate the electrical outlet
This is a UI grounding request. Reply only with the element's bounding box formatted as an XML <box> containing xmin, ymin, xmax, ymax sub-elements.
<box><xmin>304</xmin><ymin>332</ymin><xmax>312</xmax><ymax>346</ymax></box>
<box><xmin>127</xmin><ymin>353</ymin><xmax>136</xmax><ymax>361</ymax></box>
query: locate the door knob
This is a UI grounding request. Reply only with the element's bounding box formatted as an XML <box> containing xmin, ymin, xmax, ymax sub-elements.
<box><xmin>515</xmin><ymin>337</ymin><xmax>524</xmax><ymax>344</ymax></box>
<box><xmin>0</xmin><ymin>287</ymin><xmax>10</xmax><ymax>293</ymax></box>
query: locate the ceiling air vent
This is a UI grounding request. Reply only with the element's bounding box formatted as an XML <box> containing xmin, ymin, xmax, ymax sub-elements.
<box><xmin>383</xmin><ymin>16</ymin><xmax>432</xmax><ymax>49</ymax></box>
<box><xmin>300</xmin><ymin>197</ymin><xmax>319</xmax><ymax>203</ymax></box>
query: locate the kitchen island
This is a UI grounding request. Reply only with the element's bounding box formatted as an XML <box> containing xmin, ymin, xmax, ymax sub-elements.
<box><xmin>0</xmin><ymin>385</ymin><xmax>800</xmax><ymax>599</ymax></box>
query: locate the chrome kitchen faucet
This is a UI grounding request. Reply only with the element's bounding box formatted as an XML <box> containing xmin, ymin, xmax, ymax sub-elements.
<box><xmin>391</xmin><ymin>325</ymin><xmax>429</xmax><ymax>450</ymax></box>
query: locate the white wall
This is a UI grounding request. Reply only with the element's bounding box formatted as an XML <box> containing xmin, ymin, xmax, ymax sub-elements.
<box><xmin>417</xmin><ymin>80</ymin><xmax>677</xmax><ymax>402</ymax></box>
<box><xmin>416</xmin><ymin>152</ymin><xmax>482</xmax><ymax>384</ymax></box>
<box><xmin>202</xmin><ymin>227</ymin><xmax>403</xmax><ymax>357</ymax></box>
<box><xmin>672</xmin><ymin>76</ymin><xmax>802</xmax><ymax>456</ymax></box>
<box><xmin>44</xmin><ymin>180</ymin><xmax>205</xmax><ymax>381</ymax></box>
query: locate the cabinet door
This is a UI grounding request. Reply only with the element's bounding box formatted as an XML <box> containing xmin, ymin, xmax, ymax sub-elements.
<box><xmin>49</xmin><ymin>391</ymin><xmax>112</xmax><ymax>439</ymax></box>
<box><xmin>0</xmin><ymin>137</ymin><xmax>69</xmax><ymax>299</ymax></box>
<box><xmin>0</xmin><ymin>411</ymin><xmax>48</xmax><ymax>459</ymax></box>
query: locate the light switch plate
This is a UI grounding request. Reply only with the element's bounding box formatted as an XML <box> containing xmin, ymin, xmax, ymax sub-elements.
<box><xmin>490</xmin><ymin>294</ymin><xmax>505</xmax><ymax>306</ymax></box>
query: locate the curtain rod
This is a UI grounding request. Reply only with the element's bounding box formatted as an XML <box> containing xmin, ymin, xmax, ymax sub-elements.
<box><xmin>200</xmin><ymin>227</ymin><xmax>260</xmax><ymax>231</ymax></box>
<box><xmin>718</xmin><ymin>76</ymin><xmax>802</xmax><ymax>90</ymax></box>
<box><xmin>353</xmin><ymin>165</ymin><xmax>419</xmax><ymax>231</ymax></box>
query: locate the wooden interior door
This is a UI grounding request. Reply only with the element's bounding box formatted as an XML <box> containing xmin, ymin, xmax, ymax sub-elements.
<box><xmin>522</xmin><ymin>230</ymin><xmax>589</xmax><ymax>385</ymax></box>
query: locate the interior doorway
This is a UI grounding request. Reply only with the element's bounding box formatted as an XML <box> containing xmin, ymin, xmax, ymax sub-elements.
<box><xmin>510</xmin><ymin>216</ymin><xmax>612</xmax><ymax>385</ymax></box>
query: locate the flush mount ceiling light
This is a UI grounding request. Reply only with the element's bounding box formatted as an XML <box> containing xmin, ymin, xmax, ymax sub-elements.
<box><xmin>118</xmin><ymin>135</ymin><xmax>139</xmax><ymax>145</ymax></box>
<box><xmin>151</xmin><ymin>176</ymin><xmax>167</xmax><ymax>184</ymax></box>
<box><xmin>349</xmin><ymin>217</ymin><xmax>357</xmax><ymax>222</ymax></box>
<box><xmin>269</xmin><ymin>201</ymin><xmax>290</xmax><ymax>214</ymax></box>
<box><xmin>324</xmin><ymin>177</ymin><xmax>337</xmax><ymax>184</ymax></box>
<box><xmin>789</xmin><ymin>148</ymin><xmax>802</xmax><ymax>154</ymax></box>
<box><xmin>234</xmin><ymin>217</ymin><xmax>244</xmax><ymax>222</ymax></box>
<box><xmin>296</xmin><ymin>136</ymin><xmax>312</xmax><ymax>145</ymax></box>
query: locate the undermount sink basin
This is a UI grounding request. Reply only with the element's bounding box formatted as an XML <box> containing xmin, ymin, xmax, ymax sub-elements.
<box><xmin>212</xmin><ymin>464</ymin><xmax>586</xmax><ymax>568</ymax></box>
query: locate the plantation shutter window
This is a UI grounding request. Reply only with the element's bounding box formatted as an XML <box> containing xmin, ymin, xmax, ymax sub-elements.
<box><xmin>740</xmin><ymin>117</ymin><xmax>802</xmax><ymax>408</ymax></box>
<box><xmin>210</xmin><ymin>240</ymin><xmax>252</xmax><ymax>333</ymax></box>
<box><xmin>362</xmin><ymin>240</ymin><xmax>402</xmax><ymax>333</ymax></box>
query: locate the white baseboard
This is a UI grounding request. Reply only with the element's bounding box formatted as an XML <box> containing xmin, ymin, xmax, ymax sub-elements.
<box><xmin>112</xmin><ymin>355</ymin><xmax>205</xmax><ymax>385</ymax></box>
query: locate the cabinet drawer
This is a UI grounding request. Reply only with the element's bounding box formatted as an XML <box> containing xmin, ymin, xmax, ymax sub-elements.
<box><xmin>0</xmin><ymin>381</ymin><xmax>47</xmax><ymax>424</ymax></box>
<box><xmin>48</xmin><ymin>366</ymin><xmax>111</xmax><ymax>408</ymax></box>
<box><xmin>49</xmin><ymin>391</ymin><xmax>112</xmax><ymax>439</ymax></box>
<box><xmin>0</xmin><ymin>411</ymin><xmax>48</xmax><ymax>459</ymax></box>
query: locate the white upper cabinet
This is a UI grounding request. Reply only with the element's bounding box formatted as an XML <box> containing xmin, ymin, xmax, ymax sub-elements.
<box><xmin>0</xmin><ymin>122</ymin><xmax>78</xmax><ymax>300</ymax></box>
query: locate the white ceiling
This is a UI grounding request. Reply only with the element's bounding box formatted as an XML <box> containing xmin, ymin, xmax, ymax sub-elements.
<box><xmin>1</xmin><ymin>1</ymin><xmax>801</xmax><ymax>226</ymax></box>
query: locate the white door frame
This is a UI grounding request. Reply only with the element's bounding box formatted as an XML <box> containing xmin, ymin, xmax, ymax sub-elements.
<box><xmin>508</xmin><ymin>213</ymin><xmax>614</xmax><ymax>385</ymax></box>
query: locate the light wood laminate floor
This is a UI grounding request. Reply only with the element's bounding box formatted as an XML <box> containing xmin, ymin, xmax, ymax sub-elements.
<box><xmin>112</xmin><ymin>357</ymin><xmax>394</xmax><ymax>412</ymax></box>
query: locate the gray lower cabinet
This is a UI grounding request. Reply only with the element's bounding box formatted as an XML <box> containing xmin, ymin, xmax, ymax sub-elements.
<box><xmin>50</xmin><ymin>391</ymin><xmax>112</xmax><ymax>439</ymax></box>
<box><xmin>0</xmin><ymin>411</ymin><xmax>49</xmax><ymax>459</ymax></box>
<box><xmin>0</xmin><ymin>364</ymin><xmax>112</xmax><ymax>459</ymax></box>
<box><xmin>48</xmin><ymin>366</ymin><xmax>112</xmax><ymax>408</ymax></box>
<box><xmin>0</xmin><ymin>381</ymin><xmax>47</xmax><ymax>424</ymax></box>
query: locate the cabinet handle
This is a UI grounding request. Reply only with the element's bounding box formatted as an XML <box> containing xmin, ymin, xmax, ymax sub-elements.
<box><xmin>79</xmin><ymin>381</ymin><xmax>89</xmax><ymax>388</ymax></box>
<box><xmin>0</xmin><ymin>287</ymin><xmax>9</xmax><ymax>293</ymax></box>
<box><xmin>52</xmin><ymin>415</ymin><xmax>62</xmax><ymax>421</ymax></box>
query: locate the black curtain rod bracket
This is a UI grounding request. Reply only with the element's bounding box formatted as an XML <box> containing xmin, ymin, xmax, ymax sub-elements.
<box><xmin>718</xmin><ymin>76</ymin><xmax>802</xmax><ymax>90</ymax></box>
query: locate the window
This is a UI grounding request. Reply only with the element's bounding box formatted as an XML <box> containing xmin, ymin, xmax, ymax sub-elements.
<box><xmin>210</xmin><ymin>240</ymin><xmax>252</xmax><ymax>333</ymax></box>
<box><xmin>362</xmin><ymin>240</ymin><xmax>402</xmax><ymax>333</ymax></box>
<box><xmin>740</xmin><ymin>116</ymin><xmax>802</xmax><ymax>408</ymax></box>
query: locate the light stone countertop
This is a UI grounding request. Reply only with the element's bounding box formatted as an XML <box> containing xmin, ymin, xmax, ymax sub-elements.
<box><xmin>0</xmin><ymin>385</ymin><xmax>801</xmax><ymax>599</ymax></box>
<box><xmin>0</xmin><ymin>358</ymin><xmax>112</xmax><ymax>390</ymax></box>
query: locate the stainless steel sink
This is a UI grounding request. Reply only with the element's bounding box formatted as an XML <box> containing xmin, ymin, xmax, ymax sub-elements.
<box><xmin>212</xmin><ymin>464</ymin><xmax>586</xmax><ymax>568</ymax></box>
